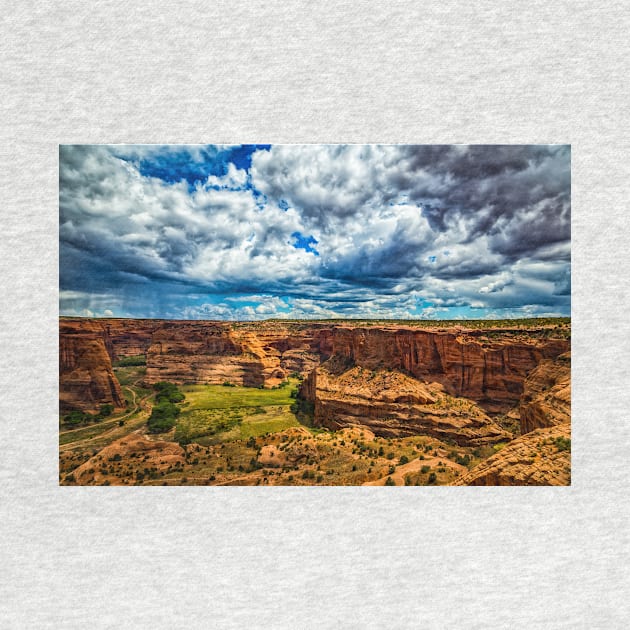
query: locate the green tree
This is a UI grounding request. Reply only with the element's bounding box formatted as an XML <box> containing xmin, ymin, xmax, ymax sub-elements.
<box><xmin>147</xmin><ymin>401</ymin><xmax>180</xmax><ymax>433</ymax></box>
<box><xmin>99</xmin><ymin>403</ymin><xmax>114</xmax><ymax>417</ymax></box>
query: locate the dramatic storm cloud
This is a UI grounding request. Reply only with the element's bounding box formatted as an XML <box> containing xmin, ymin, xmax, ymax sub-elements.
<box><xmin>59</xmin><ymin>144</ymin><xmax>570</xmax><ymax>320</ymax></box>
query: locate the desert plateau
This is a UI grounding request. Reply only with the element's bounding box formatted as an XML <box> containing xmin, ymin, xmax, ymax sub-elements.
<box><xmin>59</xmin><ymin>317</ymin><xmax>570</xmax><ymax>486</ymax></box>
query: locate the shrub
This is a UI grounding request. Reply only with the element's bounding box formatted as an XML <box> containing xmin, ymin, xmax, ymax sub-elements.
<box><xmin>99</xmin><ymin>403</ymin><xmax>114</xmax><ymax>417</ymax></box>
<box><xmin>147</xmin><ymin>401</ymin><xmax>180</xmax><ymax>433</ymax></box>
<box><xmin>384</xmin><ymin>477</ymin><xmax>396</xmax><ymax>486</ymax></box>
<box><xmin>420</xmin><ymin>465</ymin><xmax>430</xmax><ymax>474</ymax></box>
<box><xmin>399</xmin><ymin>455</ymin><xmax>409</xmax><ymax>465</ymax></box>
<box><xmin>114</xmin><ymin>355</ymin><xmax>146</xmax><ymax>367</ymax></box>
<box><xmin>428</xmin><ymin>472</ymin><xmax>437</xmax><ymax>484</ymax></box>
<box><xmin>153</xmin><ymin>382</ymin><xmax>185</xmax><ymax>403</ymax></box>
<box><xmin>63</xmin><ymin>410</ymin><xmax>84</xmax><ymax>426</ymax></box>
<box><xmin>554</xmin><ymin>436</ymin><xmax>571</xmax><ymax>452</ymax></box>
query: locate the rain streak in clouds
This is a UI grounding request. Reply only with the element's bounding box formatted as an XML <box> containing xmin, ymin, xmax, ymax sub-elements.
<box><xmin>59</xmin><ymin>144</ymin><xmax>570</xmax><ymax>320</ymax></box>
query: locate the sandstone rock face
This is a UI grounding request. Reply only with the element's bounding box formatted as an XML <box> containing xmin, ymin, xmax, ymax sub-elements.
<box><xmin>59</xmin><ymin>324</ymin><xmax>124</xmax><ymax>414</ymax></box>
<box><xmin>452</xmin><ymin>424</ymin><xmax>571</xmax><ymax>486</ymax></box>
<box><xmin>302</xmin><ymin>364</ymin><xmax>511</xmax><ymax>445</ymax></box>
<box><xmin>60</xmin><ymin>318</ymin><xmax>161</xmax><ymax>360</ymax></box>
<box><xmin>519</xmin><ymin>352</ymin><xmax>571</xmax><ymax>434</ymax></box>
<box><xmin>328</xmin><ymin>326</ymin><xmax>569</xmax><ymax>413</ymax></box>
<box><xmin>70</xmin><ymin>433</ymin><xmax>185</xmax><ymax>485</ymax></box>
<box><xmin>143</xmin><ymin>321</ymin><xmax>333</xmax><ymax>387</ymax></box>
<box><xmin>60</xmin><ymin>319</ymin><xmax>570</xmax><ymax>447</ymax></box>
<box><xmin>99</xmin><ymin>319</ymin><xmax>162</xmax><ymax>359</ymax></box>
<box><xmin>60</xmin><ymin>319</ymin><xmax>334</xmax><ymax>394</ymax></box>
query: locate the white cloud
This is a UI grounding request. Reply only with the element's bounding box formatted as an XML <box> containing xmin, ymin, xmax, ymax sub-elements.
<box><xmin>60</xmin><ymin>144</ymin><xmax>570</xmax><ymax>320</ymax></box>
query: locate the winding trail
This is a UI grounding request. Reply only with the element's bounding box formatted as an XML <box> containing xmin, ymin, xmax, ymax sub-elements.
<box><xmin>60</xmin><ymin>379</ymin><xmax>153</xmax><ymax>452</ymax></box>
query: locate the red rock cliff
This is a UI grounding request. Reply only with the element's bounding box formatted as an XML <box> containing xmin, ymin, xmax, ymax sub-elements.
<box><xmin>519</xmin><ymin>352</ymin><xmax>571</xmax><ymax>434</ymax></box>
<box><xmin>328</xmin><ymin>327</ymin><xmax>569</xmax><ymax>413</ymax></box>
<box><xmin>302</xmin><ymin>364</ymin><xmax>511</xmax><ymax>445</ymax></box>
<box><xmin>143</xmin><ymin>321</ymin><xmax>333</xmax><ymax>387</ymax></box>
<box><xmin>59</xmin><ymin>327</ymin><xmax>124</xmax><ymax>414</ymax></box>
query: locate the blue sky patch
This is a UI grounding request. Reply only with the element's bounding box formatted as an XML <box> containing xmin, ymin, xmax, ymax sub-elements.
<box><xmin>117</xmin><ymin>144</ymin><xmax>270</xmax><ymax>189</ymax></box>
<box><xmin>291</xmin><ymin>232</ymin><xmax>319</xmax><ymax>255</ymax></box>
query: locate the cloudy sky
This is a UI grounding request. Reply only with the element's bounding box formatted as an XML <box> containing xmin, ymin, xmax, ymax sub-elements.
<box><xmin>59</xmin><ymin>144</ymin><xmax>570</xmax><ymax>320</ymax></box>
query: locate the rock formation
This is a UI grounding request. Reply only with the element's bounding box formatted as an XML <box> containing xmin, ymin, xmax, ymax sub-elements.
<box><xmin>60</xmin><ymin>318</ymin><xmax>570</xmax><ymax>449</ymax></box>
<box><xmin>519</xmin><ymin>352</ymin><xmax>571</xmax><ymax>434</ymax></box>
<box><xmin>69</xmin><ymin>433</ymin><xmax>185</xmax><ymax>485</ymax></box>
<box><xmin>452</xmin><ymin>424</ymin><xmax>571</xmax><ymax>486</ymax></box>
<box><xmin>143</xmin><ymin>321</ymin><xmax>332</xmax><ymax>387</ymax></box>
<box><xmin>59</xmin><ymin>322</ymin><xmax>124</xmax><ymax>414</ymax></box>
<box><xmin>301</xmin><ymin>363</ymin><xmax>510</xmax><ymax>445</ymax></box>
<box><xmin>328</xmin><ymin>326</ymin><xmax>569</xmax><ymax>413</ymax></box>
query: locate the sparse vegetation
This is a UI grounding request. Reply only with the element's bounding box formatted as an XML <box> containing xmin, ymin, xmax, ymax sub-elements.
<box><xmin>60</xmin><ymin>318</ymin><xmax>570</xmax><ymax>486</ymax></box>
<box><xmin>112</xmin><ymin>355</ymin><xmax>146</xmax><ymax>367</ymax></box>
<box><xmin>554</xmin><ymin>436</ymin><xmax>571</xmax><ymax>452</ymax></box>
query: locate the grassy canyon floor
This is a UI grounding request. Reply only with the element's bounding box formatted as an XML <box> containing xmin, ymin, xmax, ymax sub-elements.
<box><xmin>59</xmin><ymin>366</ymin><xmax>500</xmax><ymax>486</ymax></box>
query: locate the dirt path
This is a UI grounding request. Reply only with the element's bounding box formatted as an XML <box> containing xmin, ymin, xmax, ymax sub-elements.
<box><xmin>362</xmin><ymin>456</ymin><xmax>468</xmax><ymax>486</ymax></box>
<box><xmin>60</xmin><ymin>383</ymin><xmax>153</xmax><ymax>452</ymax></box>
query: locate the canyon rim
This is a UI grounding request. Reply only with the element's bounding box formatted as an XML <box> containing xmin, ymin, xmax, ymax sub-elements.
<box><xmin>59</xmin><ymin>144</ymin><xmax>571</xmax><ymax>486</ymax></box>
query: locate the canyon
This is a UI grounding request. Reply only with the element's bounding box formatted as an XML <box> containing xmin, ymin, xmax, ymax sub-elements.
<box><xmin>59</xmin><ymin>317</ymin><xmax>571</xmax><ymax>485</ymax></box>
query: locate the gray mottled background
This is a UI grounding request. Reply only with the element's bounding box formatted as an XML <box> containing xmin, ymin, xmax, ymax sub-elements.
<box><xmin>1</xmin><ymin>1</ymin><xmax>628</xmax><ymax>628</ymax></box>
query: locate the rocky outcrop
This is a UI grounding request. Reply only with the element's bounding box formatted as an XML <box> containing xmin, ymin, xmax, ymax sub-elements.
<box><xmin>60</xmin><ymin>318</ymin><xmax>161</xmax><ymax>361</ymax></box>
<box><xmin>302</xmin><ymin>364</ymin><xmax>511</xmax><ymax>445</ymax></box>
<box><xmin>256</xmin><ymin>427</ymin><xmax>318</xmax><ymax>467</ymax></box>
<box><xmin>452</xmin><ymin>424</ymin><xmax>571</xmax><ymax>486</ymax></box>
<box><xmin>144</xmin><ymin>322</ymin><xmax>332</xmax><ymax>387</ymax></box>
<box><xmin>328</xmin><ymin>326</ymin><xmax>569</xmax><ymax>413</ymax></box>
<box><xmin>69</xmin><ymin>433</ymin><xmax>185</xmax><ymax>485</ymax></box>
<box><xmin>519</xmin><ymin>352</ymin><xmax>571</xmax><ymax>434</ymax></box>
<box><xmin>60</xmin><ymin>319</ymin><xmax>570</xmax><ymax>438</ymax></box>
<box><xmin>59</xmin><ymin>328</ymin><xmax>124</xmax><ymax>414</ymax></box>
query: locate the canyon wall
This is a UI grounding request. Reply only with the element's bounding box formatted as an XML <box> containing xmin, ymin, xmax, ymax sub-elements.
<box><xmin>519</xmin><ymin>352</ymin><xmax>571</xmax><ymax>434</ymax></box>
<box><xmin>60</xmin><ymin>319</ymin><xmax>570</xmax><ymax>442</ymax></box>
<box><xmin>59</xmin><ymin>322</ymin><xmax>124</xmax><ymax>413</ymax></box>
<box><xmin>59</xmin><ymin>319</ymin><xmax>334</xmax><ymax>403</ymax></box>
<box><xmin>144</xmin><ymin>322</ymin><xmax>332</xmax><ymax>386</ymax></box>
<box><xmin>301</xmin><ymin>364</ymin><xmax>511</xmax><ymax>445</ymax></box>
<box><xmin>452</xmin><ymin>423</ymin><xmax>571</xmax><ymax>486</ymax></box>
<box><xmin>61</xmin><ymin>318</ymin><xmax>163</xmax><ymax>360</ymax></box>
<box><xmin>326</xmin><ymin>327</ymin><xmax>569</xmax><ymax>413</ymax></box>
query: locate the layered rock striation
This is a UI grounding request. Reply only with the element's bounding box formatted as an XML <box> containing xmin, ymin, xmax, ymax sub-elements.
<box><xmin>327</xmin><ymin>326</ymin><xmax>569</xmax><ymax>413</ymax></box>
<box><xmin>301</xmin><ymin>363</ymin><xmax>510</xmax><ymax>445</ymax></box>
<box><xmin>143</xmin><ymin>322</ymin><xmax>332</xmax><ymax>387</ymax></box>
<box><xmin>452</xmin><ymin>424</ymin><xmax>571</xmax><ymax>486</ymax></box>
<box><xmin>519</xmin><ymin>352</ymin><xmax>571</xmax><ymax>434</ymax></box>
<box><xmin>59</xmin><ymin>323</ymin><xmax>124</xmax><ymax>413</ymax></box>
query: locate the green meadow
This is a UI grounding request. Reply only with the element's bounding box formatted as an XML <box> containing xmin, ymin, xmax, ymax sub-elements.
<box><xmin>174</xmin><ymin>380</ymin><xmax>301</xmax><ymax>444</ymax></box>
